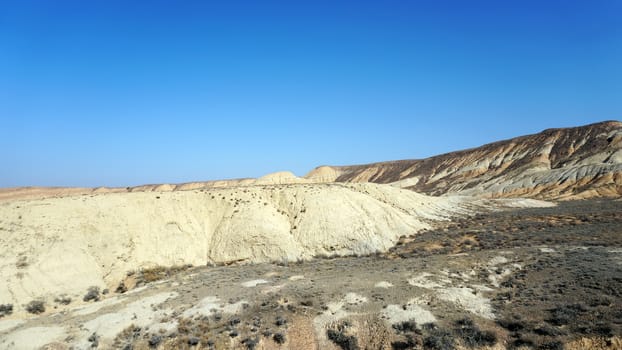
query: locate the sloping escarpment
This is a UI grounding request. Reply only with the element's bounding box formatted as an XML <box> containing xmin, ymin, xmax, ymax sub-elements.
<box><xmin>306</xmin><ymin>121</ymin><xmax>622</xmax><ymax>199</ymax></box>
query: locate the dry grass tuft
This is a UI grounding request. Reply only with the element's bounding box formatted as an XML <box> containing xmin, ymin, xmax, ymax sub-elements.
<box><xmin>133</xmin><ymin>264</ymin><xmax>193</xmax><ymax>286</ymax></box>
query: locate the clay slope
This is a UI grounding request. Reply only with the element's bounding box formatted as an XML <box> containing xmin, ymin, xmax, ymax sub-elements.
<box><xmin>0</xmin><ymin>182</ymin><xmax>476</xmax><ymax>309</ymax></box>
<box><xmin>306</xmin><ymin>121</ymin><xmax>622</xmax><ymax>199</ymax></box>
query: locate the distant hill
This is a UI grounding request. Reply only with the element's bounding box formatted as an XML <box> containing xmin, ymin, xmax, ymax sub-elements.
<box><xmin>306</xmin><ymin>121</ymin><xmax>622</xmax><ymax>200</ymax></box>
<box><xmin>2</xmin><ymin>121</ymin><xmax>620</xmax><ymax>201</ymax></box>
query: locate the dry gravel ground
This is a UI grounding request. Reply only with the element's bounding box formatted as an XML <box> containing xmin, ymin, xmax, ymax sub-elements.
<box><xmin>1</xmin><ymin>200</ymin><xmax>621</xmax><ymax>350</ymax></box>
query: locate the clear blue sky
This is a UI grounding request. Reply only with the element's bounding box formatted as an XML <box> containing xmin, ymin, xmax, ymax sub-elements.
<box><xmin>1</xmin><ymin>0</ymin><xmax>620</xmax><ymax>187</ymax></box>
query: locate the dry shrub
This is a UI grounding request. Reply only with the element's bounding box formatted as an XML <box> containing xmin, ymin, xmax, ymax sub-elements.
<box><xmin>25</xmin><ymin>300</ymin><xmax>45</xmax><ymax>314</ymax></box>
<box><xmin>139</xmin><ymin>264</ymin><xmax>192</xmax><ymax>284</ymax></box>
<box><xmin>565</xmin><ymin>336</ymin><xmax>622</xmax><ymax>350</ymax></box>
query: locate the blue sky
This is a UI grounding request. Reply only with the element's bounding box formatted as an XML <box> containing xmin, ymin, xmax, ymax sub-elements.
<box><xmin>1</xmin><ymin>0</ymin><xmax>620</xmax><ymax>187</ymax></box>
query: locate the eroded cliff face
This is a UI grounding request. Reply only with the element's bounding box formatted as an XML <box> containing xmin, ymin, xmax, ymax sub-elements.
<box><xmin>306</xmin><ymin>121</ymin><xmax>622</xmax><ymax>200</ymax></box>
<box><xmin>0</xmin><ymin>182</ymin><xmax>478</xmax><ymax>308</ymax></box>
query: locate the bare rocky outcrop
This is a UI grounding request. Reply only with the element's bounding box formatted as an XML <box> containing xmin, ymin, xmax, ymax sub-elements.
<box><xmin>306</xmin><ymin>121</ymin><xmax>622</xmax><ymax>200</ymax></box>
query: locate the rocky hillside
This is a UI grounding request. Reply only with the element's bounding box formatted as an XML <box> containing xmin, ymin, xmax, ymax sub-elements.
<box><xmin>306</xmin><ymin>121</ymin><xmax>622</xmax><ymax>200</ymax></box>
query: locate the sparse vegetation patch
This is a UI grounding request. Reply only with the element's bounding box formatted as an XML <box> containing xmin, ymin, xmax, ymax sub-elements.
<box><xmin>83</xmin><ymin>286</ymin><xmax>101</xmax><ymax>302</ymax></box>
<box><xmin>452</xmin><ymin>317</ymin><xmax>497</xmax><ymax>348</ymax></box>
<box><xmin>327</xmin><ymin>321</ymin><xmax>359</xmax><ymax>350</ymax></box>
<box><xmin>0</xmin><ymin>304</ymin><xmax>13</xmax><ymax>317</ymax></box>
<box><xmin>136</xmin><ymin>264</ymin><xmax>192</xmax><ymax>285</ymax></box>
<box><xmin>25</xmin><ymin>300</ymin><xmax>45</xmax><ymax>314</ymax></box>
